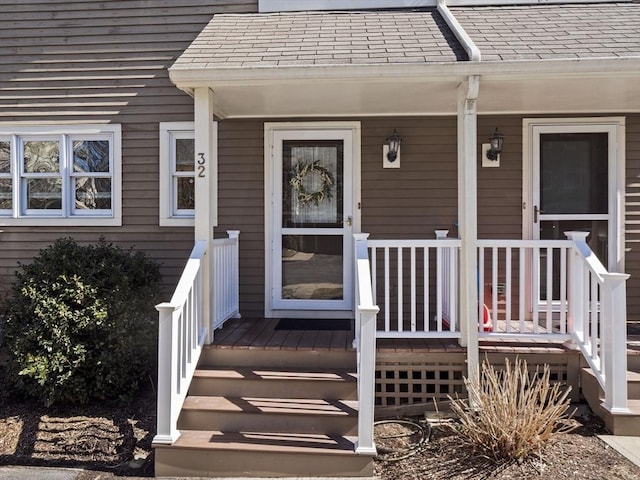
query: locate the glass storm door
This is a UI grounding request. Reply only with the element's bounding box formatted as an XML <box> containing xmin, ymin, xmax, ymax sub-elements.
<box><xmin>271</xmin><ymin>129</ymin><xmax>354</xmax><ymax>311</ymax></box>
<box><xmin>532</xmin><ymin>128</ymin><xmax>610</xmax><ymax>304</ymax></box>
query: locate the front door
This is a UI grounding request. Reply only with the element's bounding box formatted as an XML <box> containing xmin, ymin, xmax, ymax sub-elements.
<box><xmin>525</xmin><ymin>118</ymin><xmax>624</xmax><ymax>308</ymax></box>
<box><xmin>266</xmin><ymin>123</ymin><xmax>359</xmax><ymax>316</ymax></box>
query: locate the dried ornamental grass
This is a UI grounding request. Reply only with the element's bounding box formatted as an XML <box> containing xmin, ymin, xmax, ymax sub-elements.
<box><xmin>448</xmin><ymin>358</ymin><xmax>576</xmax><ymax>462</ymax></box>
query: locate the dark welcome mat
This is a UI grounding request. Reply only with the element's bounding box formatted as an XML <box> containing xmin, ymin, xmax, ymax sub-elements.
<box><xmin>275</xmin><ymin>318</ymin><xmax>351</xmax><ymax>331</ymax></box>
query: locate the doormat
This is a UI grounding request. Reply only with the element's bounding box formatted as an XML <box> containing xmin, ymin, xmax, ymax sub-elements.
<box><xmin>274</xmin><ymin>318</ymin><xmax>352</xmax><ymax>331</ymax></box>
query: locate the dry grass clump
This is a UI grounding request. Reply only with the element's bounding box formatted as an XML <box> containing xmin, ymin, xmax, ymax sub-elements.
<box><xmin>448</xmin><ymin>357</ymin><xmax>575</xmax><ymax>462</ymax></box>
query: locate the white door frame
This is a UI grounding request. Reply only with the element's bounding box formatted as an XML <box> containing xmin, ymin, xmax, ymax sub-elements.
<box><xmin>264</xmin><ymin>121</ymin><xmax>361</xmax><ymax>318</ymax></box>
<box><xmin>522</xmin><ymin>116</ymin><xmax>626</xmax><ymax>273</ymax></box>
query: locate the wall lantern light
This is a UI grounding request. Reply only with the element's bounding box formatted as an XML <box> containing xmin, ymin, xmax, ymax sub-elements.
<box><xmin>486</xmin><ymin>128</ymin><xmax>504</xmax><ymax>161</ymax></box>
<box><xmin>386</xmin><ymin>130</ymin><xmax>401</xmax><ymax>162</ymax></box>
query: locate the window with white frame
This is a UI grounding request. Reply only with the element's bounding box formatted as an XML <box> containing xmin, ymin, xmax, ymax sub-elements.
<box><xmin>159</xmin><ymin>122</ymin><xmax>195</xmax><ymax>226</ymax></box>
<box><xmin>0</xmin><ymin>125</ymin><xmax>121</xmax><ymax>226</ymax></box>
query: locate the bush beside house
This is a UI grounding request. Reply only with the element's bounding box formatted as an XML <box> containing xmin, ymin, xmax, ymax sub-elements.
<box><xmin>2</xmin><ymin>238</ymin><xmax>161</xmax><ymax>406</ymax></box>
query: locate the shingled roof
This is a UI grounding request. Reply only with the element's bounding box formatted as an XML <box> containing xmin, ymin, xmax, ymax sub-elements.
<box><xmin>172</xmin><ymin>9</ymin><xmax>467</xmax><ymax>69</ymax></box>
<box><xmin>452</xmin><ymin>3</ymin><xmax>640</xmax><ymax>61</ymax></box>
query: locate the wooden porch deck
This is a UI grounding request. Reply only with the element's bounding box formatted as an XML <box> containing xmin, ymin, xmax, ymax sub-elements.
<box><xmin>210</xmin><ymin>317</ymin><xmax>577</xmax><ymax>355</ymax></box>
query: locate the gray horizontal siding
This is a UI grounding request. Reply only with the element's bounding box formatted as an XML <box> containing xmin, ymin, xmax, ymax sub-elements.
<box><xmin>626</xmin><ymin>114</ymin><xmax>640</xmax><ymax>321</ymax></box>
<box><xmin>0</xmin><ymin>0</ymin><xmax>258</xmax><ymax>300</ymax></box>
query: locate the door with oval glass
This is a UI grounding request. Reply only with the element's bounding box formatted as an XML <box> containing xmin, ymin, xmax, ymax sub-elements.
<box><xmin>269</xmin><ymin>126</ymin><xmax>356</xmax><ymax>314</ymax></box>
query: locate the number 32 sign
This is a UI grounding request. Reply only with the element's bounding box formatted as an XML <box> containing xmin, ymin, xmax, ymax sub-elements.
<box><xmin>197</xmin><ymin>153</ymin><xmax>206</xmax><ymax>177</ymax></box>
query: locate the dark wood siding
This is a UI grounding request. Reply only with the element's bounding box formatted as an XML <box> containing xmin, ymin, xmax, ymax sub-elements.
<box><xmin>0</xmin><ymin>0</ymin><xmax>258</xmax><ymax>300</ymax></box>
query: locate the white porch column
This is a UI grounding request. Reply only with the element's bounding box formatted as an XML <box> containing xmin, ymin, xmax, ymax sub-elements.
<box><xmin>457</xmin><ymin>76</ymin><xmax>480</xmax><ymax>382</ymax></box>
<box><xmin>194</xmin><ymin>87</ymin><xmax>218</xmax><ymax>342</ymax></box>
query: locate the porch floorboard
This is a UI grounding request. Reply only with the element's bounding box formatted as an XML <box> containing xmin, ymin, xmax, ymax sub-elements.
<box><xmin>210</xmin><ymin>318</ymin><xmax>584</xmax><ymax>354</ymax></box>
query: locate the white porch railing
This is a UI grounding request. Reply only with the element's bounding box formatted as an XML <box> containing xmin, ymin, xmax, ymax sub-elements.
<box><xmin>211</xmin><ymin>230</ymin><xmax>241</xmax><ymax>331</ymax></box>
<box><xmin>154</xmin><ymin>230</ymin><xmax>242</xmax><ymax>445</ymax></box>
<box><xmin>367</xmin><ymin>236</ymin><xmax>461</xmax><ymax>338</ymax></box>
<box><xmin>566</xmin><ymin>232</ymin><xmax>630</xmax><ymax>413</ymax></box>
<box><xmin>353</xmin><ymin>233</ymin><xmax>379</xmax><ymax>455</ymax></box>
<box><xmin>154</xmin><ymin>240</ymin><xmax>209</xmax><ymax>444</ymax></box>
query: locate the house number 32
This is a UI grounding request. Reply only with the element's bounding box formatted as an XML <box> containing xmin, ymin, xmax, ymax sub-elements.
<box><xmin>197</xmin><ymin>153</ymin><xmax>206</xmax><ymax>177</ymax></box>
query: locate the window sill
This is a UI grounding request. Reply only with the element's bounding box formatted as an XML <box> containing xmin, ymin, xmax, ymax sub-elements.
<box><xmin>0</xmin><ymin>216</ymin><xmax>122</xmax><ymax>227</ymax></box>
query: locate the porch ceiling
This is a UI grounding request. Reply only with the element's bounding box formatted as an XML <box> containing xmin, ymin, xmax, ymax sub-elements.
<box><xmin>170</xmin><ymin>64</ymin><xmax>640</xmax><ymax>118</ymax></box>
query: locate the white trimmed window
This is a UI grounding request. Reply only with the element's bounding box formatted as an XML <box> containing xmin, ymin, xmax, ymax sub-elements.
<box><xmin>0</xmin><ymin>125</ymin><xmax>121</xmax><ymax>226</ymax></box>
<box><xmin>159</xmin><ymin>122</ymin><xmax>195</xmax><ymax>226</ymax></box>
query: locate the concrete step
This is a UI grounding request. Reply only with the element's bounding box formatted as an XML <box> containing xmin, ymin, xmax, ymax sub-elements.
<box><xmin>189</xmin><ymin>366</ymin><xmax>357</xmax><ymax>400</ymax></box>
<box><xmin>200</xmin><ymin>346</ymin><xmax>356</xmax><ymax>370</ymax></box>
<box><xmin>154</xmin><ymin>430</ymin><xmax>374</xmax><ymax>478</ymax></box>
<box><xmin>178</xmin><ymin>396</ymin><xmax>358</xmax><ymax>435</ymax></box>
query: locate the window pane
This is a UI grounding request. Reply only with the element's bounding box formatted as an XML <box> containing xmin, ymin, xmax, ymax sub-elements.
<box><xmin>176</xmin><ymin>138</ymin><xmax>194</xmax><ymax>172</ymax></box>
<box><xmin>0</xmin><ymin>141</ymin><xmax>9</xmax><ymax>173</ymax></box>
<box><xmin>24</xmin><ymin>140</ymin><xmax>60</xmax><ymax>173</ymax></box>
<box><xmin>75</xmin><ymin>177</ymin><xmax>111</xmax><ymax>210</ymax></box>
<box><xmin>176</xmin><ymin>177</ymin><xmax>194</xmax><ymax>210</ymax></box>
<box><xmin>73</xmin><ymin>140</ymin><xmax>110</xmax><ymax>173</ymax></box>
<box><xmin>0</xmin><ymin>179</ymin><xmax>11</xmax><ymax>209</ymax></box>
<box><xmin>540</xmin><ymin>133</ymin><xmax>608</xmax><ymax>215</ymax></box>
<box><xmin>282</xmin><ymin>141</ymin><xmax>343</xmax><ymax>228</ymax></box>
<box><xmin>27</xmin><ymin>178</ymin><xmax>62</xmax><ymax>209</ymax></box>
<box><xmin>282</xmin><ymin>235</ymin><xmax>343</xmax><ymax>300</ymax></box>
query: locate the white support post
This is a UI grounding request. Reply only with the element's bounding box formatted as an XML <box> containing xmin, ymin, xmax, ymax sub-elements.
<box><xmin>154</xmin><ymin>303</ymin><xmax>180</xmax><ymax>444</ymax></box>
<box><xmin>194</xmin><ymin>87</ymin><xmax>217</xmax><ymax>342</ymax></box>
<box><xmin>457</xmin><ymin>76</ymin><xmax>480</xmax><ymax>385</ymax></box>
<box><xmin>601</xmin><ymin>272</ymin><xmax>630</xmax><ymax>413</ymax></box>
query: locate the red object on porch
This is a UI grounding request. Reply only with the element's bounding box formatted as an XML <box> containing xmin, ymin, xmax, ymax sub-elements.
<box><xmin>482</xmin><ymin>304</ymin><xmax>493</xmax><ymax>332</ymax></box>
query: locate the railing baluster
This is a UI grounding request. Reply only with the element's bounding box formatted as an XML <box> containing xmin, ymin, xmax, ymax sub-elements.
<box><xmin>532</xmin><ymin>246</ymin><xmax>539</xmax><ymax>334</ymax></box>
<box><xmin>492</xmin><ymin>247</ymin><xmax>498</xmax><ymax>327</ymax></box>
<box><xmin>411</xmin><ymin>246</ymin><xmax>416</xmax><ymax>332</ymax></box>
<box><xmin>546</xmin><ymin>246</ymin><xmax>553</xmax><ymax>333</ymax></box>
<box><xmin>384</xmin><ymin>247</ymin><xmax>390</xmax><ymax>333</ymax></box>
<box><xmin>397</xmin><ymin>247</ymin><xmax>403</xmax><ymax>333</ymax></box>
<box><xmin>371</xmin><ymin>247</ymin><xmax>377</xmax><ymax>304</ymax></box>
<box><xmin>424</xmin><ymin>247</ymin><xmax>429</xmax><ymax>332</ymax></box>
<box><xmin>519</xmin><ymin>246</ymin><xmax>525</xmax><ymax>333</ymax></box>
<box><xmin>449</xmin><ymin>246</ymin><xmax>457</xmax><ymax>333</ymax></box>
<box><xmin>436</xmin><ymin>244</ymin><xmax>443</xmax><ymax>331</ymax></box>
<box><xmin>505</xmin><ymin>247</ymin><xmax>512</xmax><ymax>332</ymax></box>
<box><xmin>560</xmin><ymin>246</ymin><xmax>567</xmax><ymax>333</ymax></box>
<box><xmin>478</xmin><ymin>246</ymin><xmax>484</xmax><ymax>333</ymax></box>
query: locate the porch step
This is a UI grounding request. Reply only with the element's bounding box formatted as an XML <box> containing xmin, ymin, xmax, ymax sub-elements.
<box><xmin>178</xmin><ymin>396</ymin><xmax>358</xmax><ymax>435</ymax></box>
<box><xmin>189</xmin><ymin>367</ymin><xmax>357</xmax><ymax>399</ymax></box>
<box><xmin>581</xmin><ymin>368</ymin><xmax>640</xmax><ymax>436</ymax></box>
<box><xmin>154</xmin><ymin>430</ymin><xmax>373</xmax><ymax>478</ymax></box>
<box><xmin>155</xmin><ymin>347</ymin><xmax>372</xmax><ymax>477</ymax></box>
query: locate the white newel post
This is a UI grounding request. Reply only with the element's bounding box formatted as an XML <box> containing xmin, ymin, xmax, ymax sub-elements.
<box><xmin>601</xmin><ymin>272</ymin><xmax>630</xmax><ymax>413</ymax></box>
<box><xmin>457</xmin><ymin>76</ymin><xmax>479</xmax><ymax>383</ymax></box>
<box><xmin>154</xmin><ymin>303</ymin><xmax>180</xmax><ymax>444</ymax></box>
<box><xmin>566</xmin><ymin>231</ymin><xmax>589</xmax><ymax>341</ymax></box>
<box><xmin>353</xmin><ymin>233</ymin><xmax>379</xmax><ymax>454</ymax></box>
<box><xmin>194</xmin><ymin>87</ymin><xmax>218</xmax><ymax>342</ymax></box>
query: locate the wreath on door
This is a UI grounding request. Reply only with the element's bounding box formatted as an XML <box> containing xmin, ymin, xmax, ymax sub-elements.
<box><xmin>289</xmin><ymin>160</ymin><xmax>334</xmax><ymax>205</ymax></box>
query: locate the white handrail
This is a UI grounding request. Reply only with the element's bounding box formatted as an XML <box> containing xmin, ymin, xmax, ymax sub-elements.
<box><xmin>153</xmin><ymin>240</ymin><xmax>209</xmax><ymax>445</ymax></box>
<box><xmin>566</xmin><ymin>231</ymin><xmax>630</xmax><ymax>413</ymax></box>
<box><xmin>353</xmin><ymin>233</ymin><xmax>379</xmax><ymax>455</ymax></box>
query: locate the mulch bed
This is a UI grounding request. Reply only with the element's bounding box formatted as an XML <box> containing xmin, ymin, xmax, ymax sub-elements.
<box><xmin>0</xmin><ymin>364</ymin><xmax>639</xmax><ymax>479</ymax></box>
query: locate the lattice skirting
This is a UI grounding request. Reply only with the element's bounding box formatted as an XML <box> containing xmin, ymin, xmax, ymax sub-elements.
<box><xmin>375</xmin><ymin>351</ymin><xmax>580</xmax><ymax>409</ymax></box>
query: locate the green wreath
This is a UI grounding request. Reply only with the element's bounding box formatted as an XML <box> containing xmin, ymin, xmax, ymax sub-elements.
<box><xmin>290</xmin><ymin>160</ymin><xmax>334</xmax><ymax>206</ymax></box>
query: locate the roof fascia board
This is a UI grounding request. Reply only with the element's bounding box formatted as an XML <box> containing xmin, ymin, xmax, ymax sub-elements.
<box><xmin>259</xmin><ymin>0</ymin><xmax>631</xmax><ymax>12</ymax></box>
<box><xmin>169</xmin><ymin>57</ymin><xmax>640</xmax><ymax>87</ymax></box>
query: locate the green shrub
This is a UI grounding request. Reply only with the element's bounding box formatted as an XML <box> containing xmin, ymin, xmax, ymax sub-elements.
<box><xmin>3</xmin><ymin>237</ymin><xmax>161</xmax><ymax>406</ymax></box>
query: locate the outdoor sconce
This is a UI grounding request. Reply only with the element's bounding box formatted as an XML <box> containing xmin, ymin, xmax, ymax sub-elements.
<box><xmin>383</xmin><ymin>130</ymin><xmax>401</xmax><ymax>169</ymax></box>
<box><xmin>486</xmin><ymin>128</ymin><xmax>504</xmax><ymax>160</ymax></box>
<box><xmin>481</xmin><ymin>128</ymin><xmax>504</xmax><ymax>168</ymax></box>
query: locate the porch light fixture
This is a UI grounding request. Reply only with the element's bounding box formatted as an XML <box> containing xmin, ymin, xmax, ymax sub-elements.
<box><xmin>486</xmin><ymin>128</ymin><xmax>504</xmax><ymax>161</ymax></box>
<box><xmin>386</xmin><ymin>130</ymin><xmax>401</xmax><ymax>162</ymax></box>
